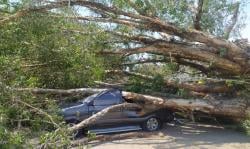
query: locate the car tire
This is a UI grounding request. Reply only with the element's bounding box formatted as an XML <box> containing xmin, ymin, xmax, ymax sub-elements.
<box><xmin>157</xmin><ymin>109</ymin><xmax>174</xmax><ymax>122</ymax></box>
<box><xmin>142</xmin><ymin>117</ymin><xmax>162</xmax><ymax>131</ymax></box>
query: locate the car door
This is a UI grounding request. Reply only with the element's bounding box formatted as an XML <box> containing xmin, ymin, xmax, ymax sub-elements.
<box><xmin>121</xmin><ymin>104</ymin><xmax>145</xmax><ymax>124</ymax></box>
<box><xmin>88</xmin><ymin>90</ymin><xmax>124</xmax><ymax>126</ymax></box>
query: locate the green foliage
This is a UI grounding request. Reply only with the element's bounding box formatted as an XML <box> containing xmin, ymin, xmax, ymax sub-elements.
<box><xmin>126</xmin><ymin>77</ymin><xmax>146</xmax><ymax>93</ymax></box>
<box><xmin>0</xmin><ymin>7</ymin><xmax>111</xmax><ymax>148</ymax></box>
<box><xmin>164</xmin><ymin>63</ymin><xmax>179</xmax><ymax>74</ymax></box>
<box><xmin>125</xmin><ymin>61</ymin><xmax>180</xmax><ymax>94</ymax></box>
<box><xmin>200</xmin><ymin>0</ymin><xmax>245</xmax><ymax>37</ymax></box>
<box><xmin>0</xmin><ymin>81</ymin><xmax>66</xmax><ymax>147</ymax></box>
<box><xmin>0</xmin><ymin>127</ymin><xmax>26</xmax><ymax>149</ymax></box>
<box><xmin>39</xmin><ymin>127</ymin><xmax>71</xmax><ymax>148</ymax></box>
<box><xmin>87</xmin><ymin>131</ymin><xmax>96</xmax><ymax>140</ymax></box>
<box><xmin>0</xmin><ymin>13</ymin><xmax>107</xmax><ymax>88</ymax></box>
<box><xmin>177</xmin><ymin>89</ymin><xmax>190</xmax><ymax>99</ymax></box>
<box><xmin>126</xmin><ymin>75</ymin><xmax>165</xmax><ymax>93</ymax></box>
<box><xmin>240</xmin><ymin>118</ymin><xmax>250</xmax><ymax>135</ymax></box>
<box><xmin>151</xmin><ymin>75</ymin><xmax>165</xmax><ymax>91</ymax></box>
<box><xmin>219</xmin><ymin>48</ymin><xmax>228</xmax><ymax>57</ymax></box>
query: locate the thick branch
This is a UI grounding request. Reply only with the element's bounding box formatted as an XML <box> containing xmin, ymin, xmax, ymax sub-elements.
<box><xmin>14</xmin><ymin>88</ymin><xmax>106</xmax><ymax>95</ymax></box>
<box><xmin>56</xmin><ymin>16</ymin><xmax>143</xmax><ymax>28</ymax></box>
<box><xmin>193</xmin><ymin>0</ymin><xmax>204</xmax><ymax>30</ymax></box>
<box><xmin>118</xmin><ymin>42</ymin><xmax>243</xmax><ymax>74</ymax></box>
<box><xmin>71</xmin><ymin>0</ymin><xmax>248</xmax><ymax>66</ymax></box>
<box><xmin>224</xmin><ymin>2</ymin><xmax>240</xmax><ymax>39</ymax></box>
<box><xmin>68</xmin><ymin>103</ymin><xmax>139</xmax><ymax>132</ymax></box>
<box><xmin>176</xmin><ymin>58</ymin><xmax>210</xmax><ymax>74</ymax></box>
<box><xmin>0</xmin><ymin>11</ymin><xmax>27</xmax><ymax>25</ymax></box>
<box><xmin>94</xmin><ymin>81</ymin><xmax>126</xmax><ymax>89</ymax></box>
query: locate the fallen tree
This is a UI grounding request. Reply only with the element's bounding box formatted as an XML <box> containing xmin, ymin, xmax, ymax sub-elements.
<box><xmin>17</xmin><ymin>88</ymin><xmax>250</xmax><ymax>122</ymax></box>
<box><xmin>2</xmin><ymin>1</ymin><xmax>250</xmax><ymax>147</ymax></box>
<box><xmin>66</xmin><ymin>90</ymin><xmax>249</xmax><ymax>133</ymax></box>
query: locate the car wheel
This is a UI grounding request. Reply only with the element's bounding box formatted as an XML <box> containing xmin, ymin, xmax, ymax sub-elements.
<box><xmin>143</xmin><ymin>117</ymin><xmax>162</xmax><ymax>131</ymax></box>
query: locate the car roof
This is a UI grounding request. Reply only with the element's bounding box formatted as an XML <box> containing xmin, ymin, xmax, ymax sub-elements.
<box><xmin>97</xmin><ymin>88</ymin><xmax>122</xmax><ymax>97</ymax></box>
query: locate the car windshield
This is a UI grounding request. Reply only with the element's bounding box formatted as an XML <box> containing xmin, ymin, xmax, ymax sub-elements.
<box><xmin>82</xmin><ymin>93</ymin><xmax>98</xmax><ymax>103</ymax></box>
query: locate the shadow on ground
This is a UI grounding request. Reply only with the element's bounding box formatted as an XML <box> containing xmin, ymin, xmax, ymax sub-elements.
<box><xmin>89</xmin><ymin>122</ymin><xmax>250</xmax><ymax>149</ymax></box>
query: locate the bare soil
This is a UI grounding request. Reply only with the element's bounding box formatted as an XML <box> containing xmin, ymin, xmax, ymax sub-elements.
<box><xmin>87</xmin><ymin>122</ymin><xmax>250</xmax><ymax>149</ymax></box>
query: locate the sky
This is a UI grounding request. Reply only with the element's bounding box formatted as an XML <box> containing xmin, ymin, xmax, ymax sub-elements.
<box><xmin>241</xmin><ymin>2</ymin><xmax>250</xmax><ymax>39</ymax></box>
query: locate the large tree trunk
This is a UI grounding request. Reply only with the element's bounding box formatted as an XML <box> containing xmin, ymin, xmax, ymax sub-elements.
<box><xmin>122</xmin><ymin>92</ymin><xmax>250</xmax><ymax>118</ymax></box>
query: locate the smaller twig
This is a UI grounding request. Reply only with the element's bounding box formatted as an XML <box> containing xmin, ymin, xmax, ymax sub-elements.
<box><xmin>15</xmin><ymin>99</ymin><xmax>60</xmax><ymax>128</ymax></box>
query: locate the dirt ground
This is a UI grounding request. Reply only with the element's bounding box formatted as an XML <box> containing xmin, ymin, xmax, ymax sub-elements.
<box><xmin>87</xmin><ymin>122</ymin><xmax>250</xmax><ymax>149</ymax></box>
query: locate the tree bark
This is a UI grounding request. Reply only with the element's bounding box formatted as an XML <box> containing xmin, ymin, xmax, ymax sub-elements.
<box><xmin>122</xmin><ymin>92</ymin><xmax>250</xmax><ymax>118</ymax></box>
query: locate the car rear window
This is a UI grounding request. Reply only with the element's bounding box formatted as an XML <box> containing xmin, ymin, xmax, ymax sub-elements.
<box><xmin>94</xmin><ymin>90</ymin><xmax>120</xmax><ymax>105</ymax></box>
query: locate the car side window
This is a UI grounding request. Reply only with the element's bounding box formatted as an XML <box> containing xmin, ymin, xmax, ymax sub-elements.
<box><xmin>93</xmin><ymin>91</ymin><xmax>120</xmax><ymax>106</ymax></box>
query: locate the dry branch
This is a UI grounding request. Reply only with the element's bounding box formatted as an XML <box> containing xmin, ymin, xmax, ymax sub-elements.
<box><xmin>14</xmin><ymin>88</ymin><xmax>106</xmax><ymax>95</ymax></box>
<box><xmin>68</xmin><ymin>103</ymin><xmax>139</xmax><ymax>132</ymax></box>
<box><xmin>224</xmin><ymin>2</ymin><xmax>240</xmax><ymax>39</ymax></box>
<box><xmin>16</xmin><ymin>99</ymin><xmax>59</xmax><ymax>128</ymax></box>
<box><xmin>94</xmin><ymin>81</ymin><xmax>126</xmax><ymax>89</ymax></box>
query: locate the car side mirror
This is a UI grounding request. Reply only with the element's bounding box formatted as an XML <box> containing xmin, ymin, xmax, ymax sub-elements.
<box><xmin>88</xmin><ymin>101</ymin><xmax>94</xmax><ymax>106</ymax></box>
